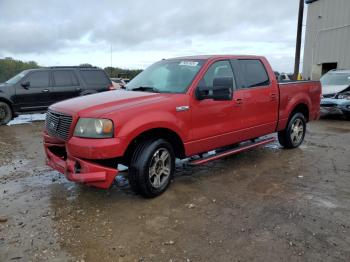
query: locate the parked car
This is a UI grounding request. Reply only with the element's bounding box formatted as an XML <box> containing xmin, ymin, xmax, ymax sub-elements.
<box><xmin>43</xmin><ymin>55</ymin><xmax>321</xmax><ymax>198</ymax></box>
<box><xmin>110</xmin><ymin>78</ymin><xmax>126</xmax><ymax>89</ymax></box>
<box><xmin>320</xmin><ymin>69</ymin><xmax>350</xmax><ymax>118</ymax></box>
<box><xmin>0</xmin><ymin>66</ymin><xmax>113</xmax><ymax>125</ymax></box>
<box><xmin>275</xmin><ymin>71</ymin><xmax>291</xmax><ymax>82</ymax></box>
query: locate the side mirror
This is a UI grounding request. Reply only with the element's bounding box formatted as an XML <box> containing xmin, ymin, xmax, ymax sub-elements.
<box><xmin>21</xmin><ymin>81</ymin><xmax>30</xmax><ymax>89</ymax></box>
<box><xmin>196</xmin><ymin>77</ymin><xmax>233</xmax><ymax>101</ymax></box>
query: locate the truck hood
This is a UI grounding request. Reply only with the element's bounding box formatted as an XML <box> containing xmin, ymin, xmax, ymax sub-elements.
<box><xmin>322</xmin><ymin>84</ymin><xmax>349</xmax><ymax>95</ymax></box>
<box><xmin>50</xmin><ymin>90</ymin><xmax>171</xmax><ymax>117</ymax></box>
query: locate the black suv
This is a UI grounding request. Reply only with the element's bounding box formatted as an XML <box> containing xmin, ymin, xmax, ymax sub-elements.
<box><xmin>0</xmin><ymin>66</ymin><xmax>112</xmax><ymax>125</ymax></box>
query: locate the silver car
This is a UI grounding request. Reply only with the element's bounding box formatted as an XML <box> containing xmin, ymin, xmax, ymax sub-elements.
<box><xmin>320</xmin><ymin>70</ymin><xmax>350</xmax><ymax>119</ymax></box>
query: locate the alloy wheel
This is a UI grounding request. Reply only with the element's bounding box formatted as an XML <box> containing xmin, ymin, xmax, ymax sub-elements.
<box><xmin>148</xmin><ymin>148</ymin><xmax>171</xmax><ymax>189</ymax></box>
<box><xmin>290</xmin><ymin>118</ymin><xmax>304</xmax><ymax>145</ymax></box>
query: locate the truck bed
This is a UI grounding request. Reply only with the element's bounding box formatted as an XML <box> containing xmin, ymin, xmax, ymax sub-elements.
<box><xmin>277</xmin><ymin>81</ymin><xmax>321</xmax><ymax>131</ymax></box>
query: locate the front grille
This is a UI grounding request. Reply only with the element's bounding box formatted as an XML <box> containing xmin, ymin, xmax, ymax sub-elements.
<box><xmin>45</xmin><ymin>111</ymin><xmax>73</xmax><ymax>141</ymax></box>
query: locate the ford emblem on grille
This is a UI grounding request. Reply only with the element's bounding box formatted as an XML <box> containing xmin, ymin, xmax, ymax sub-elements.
<box><xmin>50</xmin><ymin>121</ymin><xmax>56</xmax><ymax>130</ymax></box>
<box><xmin>46</xmin><ymin>110</ymin><xmax>73</xmax><ymax>141</ymax></box>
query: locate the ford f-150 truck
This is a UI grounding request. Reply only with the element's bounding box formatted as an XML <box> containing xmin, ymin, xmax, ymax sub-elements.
<box><xmin>44</xmin><ymin>55</ymin><xmax>321</xmax><ymax>198</ymax></box>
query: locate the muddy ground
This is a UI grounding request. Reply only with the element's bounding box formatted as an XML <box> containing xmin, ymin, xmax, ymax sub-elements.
<box><xmin>0</xmin><ymin>118</ymin><xmax>350</xmax><ymax>262</ymax></box>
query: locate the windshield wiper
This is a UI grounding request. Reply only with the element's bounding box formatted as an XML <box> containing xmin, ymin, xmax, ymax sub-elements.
<box><xmin>130</xmin><ymin>86</ymin><xmax>160</xmax><ymax>93</ymax></box>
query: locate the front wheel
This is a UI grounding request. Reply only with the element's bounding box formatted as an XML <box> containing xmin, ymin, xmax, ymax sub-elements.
<box><xmin>278</xmin><ymin>113</ymin><xmax>306</xmax><ymax>149</ymax></box>
<box><xmin>0</xmin><ymin>102</ymin><xmax>12</xmax><ymax>125</ymax></box>
<box><xmin>128</xmin><ymin>138</ymin><xmax>175</xmax><ymax>198</ymax></box>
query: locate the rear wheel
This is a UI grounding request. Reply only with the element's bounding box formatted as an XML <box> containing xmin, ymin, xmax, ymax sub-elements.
<box><xmin>0</xmin><ymin>102</ymin><xmax>12</xmax><ymax>125</ymax></box>
<box><xmin>128</xmin><ymin>138</ymin><xmax>175</xmax><ymax>198</ymax></box>
<box><xmin>278</xmin><ymin>113</ymin><xmax>306</xmax><ymax>149</ymax></box>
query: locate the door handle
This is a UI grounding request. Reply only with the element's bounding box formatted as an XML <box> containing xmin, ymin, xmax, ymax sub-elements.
<box><xmin>76</xmin><ymin>87</ymin><xmax>81</xmax><ymax>91</ymax></box>
<box><xmin>235</xmin><ymin>98</ymin><xmax>243</xmax><ymax>104</ymax></box>
<box><xmin>270</xmin><ymin>93</ymin><xmax>277</xmax><ymax>100</ymax></box>
<box><xmin>42</xmin><ymin>89</ymin><xmax>49</xmax><ymax>93</ymax></box>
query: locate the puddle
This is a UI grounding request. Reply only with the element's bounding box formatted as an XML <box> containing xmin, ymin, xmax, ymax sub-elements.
<box><xmin>264</xmin><ymin>142</ymin><xmax>281</xmax><ymax>150</ymax></box>
<box><xmin>305</xmin><ymin>195</ymin><xmax>338</xmax><ymax>209</ymax></box>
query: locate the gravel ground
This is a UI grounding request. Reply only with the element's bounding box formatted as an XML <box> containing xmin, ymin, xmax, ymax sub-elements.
<box><xmin>0</xmin><ymin>117</ymin><xmax>350</xmax><ymax>262</ymax></box>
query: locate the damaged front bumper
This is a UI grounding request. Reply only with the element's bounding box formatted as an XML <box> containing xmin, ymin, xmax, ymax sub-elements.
<box><xmin>44</xmin><ymin>133</ymin><xmax>119</xmax><ymax>189</ymax></box>
<box><xmin>320</xmin><ymin>98</ymin><xmax>350</xmax><ymax>117</ymax></box>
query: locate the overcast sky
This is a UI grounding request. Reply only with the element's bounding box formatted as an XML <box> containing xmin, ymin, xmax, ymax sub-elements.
<box><xmin>0</xmin><ymin>0</ymin><xmax>306</xmax><ymax>72</ymax></box>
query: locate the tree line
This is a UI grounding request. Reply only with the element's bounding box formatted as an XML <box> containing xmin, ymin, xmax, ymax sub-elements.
<box><xmin>0</xmin><ymin>57</ymin><xmax>142</xmax><ymax>83</ymax></box>
<box><xmin>104</xmin><ymin>67</ymin><xmax>142</xmax><ymax>80</ymax></box>
<box><xmin>0</xmin><ymin>58</ymin><xmax>39</xmax><ymax>83</ymax></box>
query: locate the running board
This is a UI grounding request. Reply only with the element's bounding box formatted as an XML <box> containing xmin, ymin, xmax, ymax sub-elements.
<box><xmin>189</xmin><ymin>137</ymin><xmax>276</xmax><ymax>165</ymax></box>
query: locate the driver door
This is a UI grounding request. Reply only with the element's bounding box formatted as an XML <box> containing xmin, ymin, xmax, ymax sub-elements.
<box><xmin>188</xmin><ymin>60</ymin><xmax>244</xmax><ymax>155</ymax></box>
<box><xmin>14</xmin><ymin>70</ymin><xmax>53</xmax><ymax>111</ymax></box>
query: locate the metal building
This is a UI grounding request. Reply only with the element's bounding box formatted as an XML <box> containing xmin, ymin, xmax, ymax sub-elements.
<box><xmin>303</xmin><ymin>0</ymin><xmax>350</xmax><ymax>80</ymax></box>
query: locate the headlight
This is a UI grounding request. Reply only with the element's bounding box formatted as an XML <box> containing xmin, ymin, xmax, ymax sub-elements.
<box><xmin>74</xmin><ymin>118</ymin><xmax>114</xmax><ymax>138</ymax></box>
<box><xmin>337</xmin><ymin>92</ymin><xmax>350</xmax><ymax>100</ymax></box>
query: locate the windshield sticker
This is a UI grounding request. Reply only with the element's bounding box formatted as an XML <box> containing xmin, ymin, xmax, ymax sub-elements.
<box><xmin>179</xmin><ymin>61</ymin><xmax>199</xmax><ymax>67</ymax></box>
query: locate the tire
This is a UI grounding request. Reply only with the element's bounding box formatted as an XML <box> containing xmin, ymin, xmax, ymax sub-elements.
<box><xmin>0</xmin><ymin>102</ymin><xmax>12</xmax><ymax>125</ymax></box>
<box><xmin>278</xmin><ymin>113</ymin><xmax>306</xmax><ymax>149</ymax></box>
<box><xmin>128</xmin><ymin>138</ymin><xmax>175</xmax><ymax>198</ymax></box>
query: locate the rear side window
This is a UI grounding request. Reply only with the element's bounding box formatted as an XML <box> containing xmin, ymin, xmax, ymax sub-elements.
<box><xmin>26</xmin><ymin>71</ymin><xmax>49</xmax><ymax>88</ymax></box>
<box><xmin>238</xmin><ymin>60</ymin><xmax>270</xmax><ymax>88</ymax></box>
<box><xmin>80</xmin><ymin>70</ymin><xmax>109</xmax><ymax>85</ymax></box>
<box><xmin>53</xmin><ymin>70</ymin><xmax>79</xmax><ymax>86</ymax></box>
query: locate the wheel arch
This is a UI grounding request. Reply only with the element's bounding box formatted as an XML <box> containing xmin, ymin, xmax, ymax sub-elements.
<box><xmin>122</xmin><ymin>127</ymin><xmax>186</xmax><ymax>166</ymax></box>
<box><xmin>0</xmin><ymin>97</ymin><xmax>14</xmax><ymax>117</ymax></box>
<box><xmin>289</xmin><ymin>103</ymin><xmax>309</xmax><ymax>122</ymax></box>
<box><xmin>277</xmin><ymin>100</ymin><xmax>310</xmax><ymax>132</ymax></box>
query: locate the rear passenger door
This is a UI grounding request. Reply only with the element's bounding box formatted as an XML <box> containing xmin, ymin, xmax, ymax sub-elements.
<box><xmin>79</xmin><ymin>69</ymin><xmax>111</xmax><ymax>93</ymax></box>
<box><xmin>51</xmin><ymin>70</ymin><xmax>81</xmax><ymax>103</ymax></box>
<box><xmin>231</xmin><ymin>59</ymin><xmax>278</xmax><ymax>137</ymax></box>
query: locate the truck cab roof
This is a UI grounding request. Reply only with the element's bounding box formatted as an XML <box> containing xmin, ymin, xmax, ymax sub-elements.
<box><xmin>167</xmin><ymin>55</ymin><xmax>265</xmax><ymax>61</ymax></box>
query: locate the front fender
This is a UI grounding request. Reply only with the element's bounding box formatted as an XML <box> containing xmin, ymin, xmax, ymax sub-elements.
<box><xmin>116</xmin><ymin>110</ymin><xmax>188</xmax><ymax>155</ymax></box>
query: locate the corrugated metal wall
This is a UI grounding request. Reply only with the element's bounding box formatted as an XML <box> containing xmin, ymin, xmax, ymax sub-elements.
<box><xmin>302</xmin><ymin>0</ymin><xmax>350</xmax><ymax>80</ymax></box>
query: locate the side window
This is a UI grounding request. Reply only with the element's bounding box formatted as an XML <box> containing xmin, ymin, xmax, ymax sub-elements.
<box><xmin>26</xmin><ymin>71</ymin><xmax>49</xmax><ymax>88</ymax></box>
<box><xmin>53</xmin><ymin>70</ymin><xmax>78</xmax><ymax>86</ymax></box>
<box><xmin>238</xmin><ymin>60</ymin><xmax>270</xmax><ymax>88</ymax></box>
<box><xmin>80</xmin><ymin>70</ymin><xmax>109</xmax><ymax>85</ymax></box>
<box><xmin>201</xmin><ymin>60</ymin><xmax>235</xmax><ymax>88</ymax></box>
<box><xmin>71</xmin><ymin>72</ymin><xmax>79</xmax><ymax>85</ymax></box>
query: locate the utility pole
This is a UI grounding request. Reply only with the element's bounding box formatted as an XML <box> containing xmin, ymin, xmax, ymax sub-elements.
<box><xmin>293</xmin><ymin>0</ymin><xmax>304</xmax><ymax>80</ymax></box>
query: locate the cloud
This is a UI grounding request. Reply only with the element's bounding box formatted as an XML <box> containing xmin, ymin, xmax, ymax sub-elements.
<box><xmin>0</xmin><ymin>0</ymin><xmax>301</xmax><ymax>72</ymax></box>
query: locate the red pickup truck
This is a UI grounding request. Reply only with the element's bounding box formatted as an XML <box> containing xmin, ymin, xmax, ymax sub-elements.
<box><xmin>44</xmin><ymin>55</ymin><xmax>321</xmax><ymax>198</ymax></box>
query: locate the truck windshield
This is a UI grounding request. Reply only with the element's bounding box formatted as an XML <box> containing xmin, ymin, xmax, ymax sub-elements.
<box><xmin>5</xmin><ymin>71</ymin><xmax>28</xmax><ymax>84</ymax></box>
<box><xmin>321</xmin><ymin>72</ymin><xmax>350</xmax><ymax>86</ymax></box>
<box><xmin>127</xmin><ymin>59</ymin><xmax>204</xmax><ymax>93</ymax></box>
